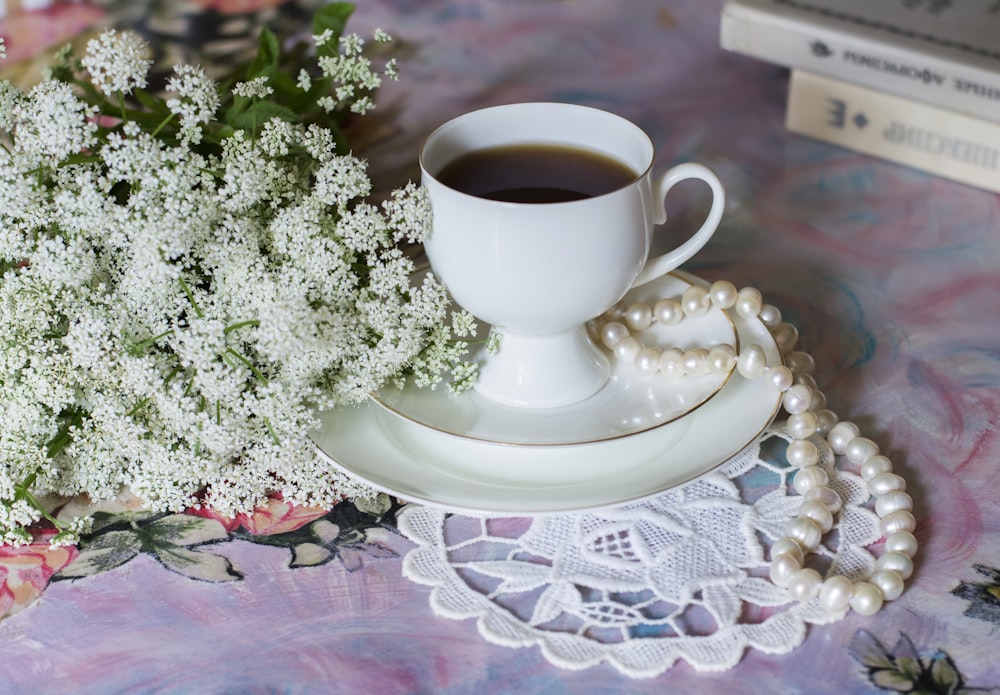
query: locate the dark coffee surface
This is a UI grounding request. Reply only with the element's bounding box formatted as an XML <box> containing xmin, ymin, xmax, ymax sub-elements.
<box><xmin>436</xmin><ymin>144</ymin><xmax>637</xmax><ymax>203</ymax></box>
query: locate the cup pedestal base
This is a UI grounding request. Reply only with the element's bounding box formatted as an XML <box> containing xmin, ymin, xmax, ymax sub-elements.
<box><xmin>473</xmin><ymin>326</ymin><xmax>610</xmax><ymax>409</ymax></box>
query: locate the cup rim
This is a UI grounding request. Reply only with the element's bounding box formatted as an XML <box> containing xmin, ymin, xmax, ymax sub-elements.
<box><xmin>418</xmin><ymin>101</ymin><xmax>656</xmax><ymax>206</ymax></box>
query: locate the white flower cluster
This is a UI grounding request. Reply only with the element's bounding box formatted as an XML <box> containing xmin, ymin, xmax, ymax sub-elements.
<box><xmin>0</xmin><ymin>29</ymin><xmax>473</xmax><ymax>546</ymax></box>
<box><xmin>80</xmin><ymin>29</ymin><xmax>152</xmax><ymax>97</ymax></box>
<box><xmin>315</xmin><ymin>30</ymin><xmax>399</xmax><ymax>115</ymax></box>
<box><xmin>165</xmin><ymin>64</ymin><xmax>220</xmax><ymax>145</ymax></box>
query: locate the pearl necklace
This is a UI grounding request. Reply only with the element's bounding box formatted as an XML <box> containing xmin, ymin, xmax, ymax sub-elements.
<box><xmin>590</xmin><ymin>280</ymin><xmax>917</xmax><ymax>617</ymax></box>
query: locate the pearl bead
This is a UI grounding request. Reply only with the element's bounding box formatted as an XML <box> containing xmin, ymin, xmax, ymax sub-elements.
<box><xmin>807</xmin><ymin>388</ymin><xmax>827</xmax><ymax>411</ymax></box>
<box><xmin>788</xmin><ymin>568</ymin><xmax>823</xmax><ymax>602</ymax></box>
<box><xmin>804</xmin><ymin>485</ymin><xmax>842</xmax><ymax>513</ymax></box>
<box><xmin>875</xmin><ymin>551</ymin><xmax>914</xmax><ymax>580</ymax></box>
<box><xmin>782</xmin><ymin>384</ymin><xmax>813</xmax><ymax>414</ymax></box>
<box><xmin>766</xmin><ymin>365</ymin><xmax>794</xmax><ymax>392</ymax></box>
<box><xmin>613</xmin><ymin>335</ymin><xmax>642</xmax><ymax>363</ymax></box>
<box><xmin>793</xmin><ymin>373</ymin><xmax>817</xmax><ymax>391</ymax></box>
<box><xmin>682</xmin><ymin>286</ymin><xmax>711</xmax><ymax>317</ymax></box>
<box><xmin>880</xmin><ymin>510</ymin><xmax>917</xmax><ymax>536</ymax></box>
<box><xmin>659</xmin><ymin>348</ymin><xmax>685</xmax><ymax>379</ymax></box>
<box><xmin>594</xmin><ymin>285</ymin><xmax>916</xmax><ymax>617</ymax></box>
<box><xmin>605</xmin><ymin>301</ymin><xmax>626</xmax><ymax>320</ymax></box>
<box><xmin>845</xmin><ymin>437</ymin><xmax>879</xmax><ymax>464</ymax></box>
<box><xmin>860</xmin><ymin>455</ymin><xmax>892</xmax><ymax>481</ymax></box>
<box><xmin>870</xmin><ymin>569</ymin><xmax>905</xmax><ymax>601</ymax></box>
<box><xmin>813</xmin><ymin>409</ymin><xmax>838</xmax><ymax>435</ymax></box>
<box><xmin>786</xmin><ymin>439</ymin><xmax>820</xmax><ymax>468</ymax></box>
<box><xmin>707</xmin><ymin>344</ymin><xmax>737</xmax><ymax>373</ymax></box>
<box><xmin>601</xmin><ymin>321</ymin><xmax>629</xmax><ymax>349</ymax></box>
<box><xmin>827</xmin><ymin>421</ymin><xmax>860</xmax><ymax>455</ymax></box>
<box><xmin>798</xmin><ymin>500</ymin><xmax>834</xmax><ymax>533</ymax></box>
<box><xmin>785</xmin><ymin>351</ymin><xmax>815</xmax><ymax>376</ymax></box>
<box><xmin>875</xmin><ymin>491</ymin><xmax>913</xmax><ymax>518</ymax></box>
<box><xmin>869</xmin><ymin>472</ymin><xmax>906</xmax><ymax>496</ymax></box>
<box><xmin>624</xmin><ymin>303</ymin><xmax>653</xmax><ymax>331</ymax></box>
<box><xmin>785</xmin><ymin>517</ymin><xmax>822</xmax><ymax>550</ymax></box>
<box><xmin>773</xmin><ymin>323</ymin><xmax>799</xmax><ymax>353</ymax></box>
<box><xmin>884</xmin><ymin>531</ymin><xmax>918</xmax><ymax>558</ymax></box>
<box><xmin>758</xmin><ymin>303</ymin><xmax>782</xmax><ymax>329</ymax></box>
<box><xmin>682</xmin><ymin>348</ymin><xmax>710</xmax><ymax>376</ymax></box>
<box><xmin>635</xmin><ymin>347</ymin><xmax>661</xmax><ymax>374</ymax></box>
<box><xmin>653</xmin><ymin>298</ymin><xmax>683</xmax><ymax>325</ymax></box>
<box><xmin>735</xmin><ymin>287</ymin><xmax>763</xmax><ymax>318</ymax></box>
<box><xmin>709</xmin><ymin>280</ymin><xmax>738</xmax><ymax>309</ymax></box>
<box><xmin>769</xmin><ymin>554</ymin><xmax>800</xmax><ymax>588</ymax></box>
<box><xmin>851</xmin><ymin>582</ymin><xmax>884</xmax><ymax>616</ymax></box>
<box><xmin>793</xmin><ymin>466</ymin><xmax>829</xmax><ymax>495</ymax></box>
<box><xmin>737</xmin><ymin>344</ymin><xmax>767</xmax><ymax>379</ymax></box>
<box><xmin>819</xmin><ymin>575</ymin><xmax>853</xmax><ymax>612</ymax></box>
<box><xmin>770</xmin><ymin>538</ymin><xmax>805</xmax><ymax>564</ymax></box>
<box><xmin>786</xmin><ymin>411</ymin><xmax>819</xmax><ymax>439</ymax></box>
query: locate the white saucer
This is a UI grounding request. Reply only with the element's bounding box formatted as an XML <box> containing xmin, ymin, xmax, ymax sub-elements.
<box><xmin>373</xmin><ymin>273</ymin><xmax>737</xmax><ymax>446</ymax></box>
<box><xmin>311</xmin><ymin>272</ymin><xmax>783</xmax><ymax>515</ymax></box>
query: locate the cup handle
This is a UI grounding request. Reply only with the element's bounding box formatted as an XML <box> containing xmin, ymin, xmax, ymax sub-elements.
<box><xmin>632</xmin><ymin>162</ymin><xmax>725</xmax><ymax>287</ymax></box>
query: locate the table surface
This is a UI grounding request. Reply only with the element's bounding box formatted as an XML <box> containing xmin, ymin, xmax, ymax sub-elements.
<box><xmin>1</xmin><ymin>1</ymin><xmax>998</xmax><ymax>693</ymax></box>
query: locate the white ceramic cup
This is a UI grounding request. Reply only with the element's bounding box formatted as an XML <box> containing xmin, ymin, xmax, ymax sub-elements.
<box><xmin>420</xmin><ymin>102</ymin><xmax>725</xmax><ymax>408</ymax></box>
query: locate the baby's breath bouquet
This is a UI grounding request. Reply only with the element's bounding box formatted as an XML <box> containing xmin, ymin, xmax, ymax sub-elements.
<box><xmin>0</xmin><ymin>5</ymin><xmax>474</xmax><ymax>547</ymax></box>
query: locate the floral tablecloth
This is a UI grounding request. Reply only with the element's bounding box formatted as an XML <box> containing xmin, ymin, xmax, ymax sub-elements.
<box><xmin>1</xmin><ymin>1</ymin><xmax>999</xmax><ymax>693</ymax></box>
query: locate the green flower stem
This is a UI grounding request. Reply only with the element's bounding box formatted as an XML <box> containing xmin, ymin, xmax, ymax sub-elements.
<box><xmin>44</xmin><ymin>410</ymin><xmax>83</xmax><ymax>458</ymax></box>
<box><xmin>225</xmin><ymin>347</ymin><xmax>269</xmax><ymax>385</ymax></box>
<box><xmin>251</xmin><ymin>98</ymin><xmax>258</xmax><ymax>142</ymax></box>
<box><xmin>127</xmin><ymin>397</ymin><xmax>151</xmax><ymax>417</ymax></box>
<box><xmin>263</xmin><ymin>417</ymin><xmax>281</xmax><ymax>446</ymax></box>
<box><xmin>224</xmin><ymin>319</ymin><xmax>260</xmax><ymax>335</ymax></box>
<box><xmin>150</xmin><ymin>112</ymin><xmax>176</xmax><ymax>139</ymax></box>
<box><xmin>130</xmin><ymin>329</ymin><xmax>174</xmax><ymax>355</ymax></box>
<box><xmin>163</xmin><ymin>366</ymin><xmax>181</xmax><ymax>387</ymax></box>
<box><xmin>14</xmin><ymin>470</ymin><xmax>65</xmax><ymax>531</ymax></box>
<box><xmin>178</xmin><ymin>277</ymin><xmax>204</xmax><ymax>318</ymax></box>
<box><xmin>117</xmin><ymin>91</ymin><xmax>127</xmax><ymax>123</ymax></box>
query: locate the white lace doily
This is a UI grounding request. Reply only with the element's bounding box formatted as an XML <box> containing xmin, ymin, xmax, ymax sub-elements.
<box><xmin>398</xmin><ymin>425</ymin><xmax>883</xmax><ymax>678</ymax></box>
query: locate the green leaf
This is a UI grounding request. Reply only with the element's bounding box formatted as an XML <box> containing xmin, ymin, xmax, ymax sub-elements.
<box><xmin>247</xmin><ymin>26</ymin><xmax>281</xmax><ymax>80</ymax></box>
<box><xmin>897</xmin><ymin>657</ymin><xmax>924</xmax><ymax>681</ymax></box>
<box><xmin>290</xmin><ymin>542</ymin><xmax>333</xmax><ymax>567</ymax></box>
<box><xmin>153</xmin><ymin>545</ymin><xmax>243</xmax><ymax>582</ymax></box>
<box><xmin>131</xmin><ymin>87</ymin><xmax>160</xmax><ymax>110</ymax></box>
<box><xmin>228</xmin><ymin>101</ymin><xmax>300</xmax><ymax>131</ymax></box>
<box><xmin>929</xmin><ymin>654</ymin><xmax>962</xmax><ymax>695</ymax></box>
<box><xmin>850</xmin><ymin>630</ymin><xmax>896</xmax><ymax>670</ymax></box>
<box><xmin>145</xmin><ymin>514</ymin><xmax>230</xmax><ymax>547</ymax></box>
<box><xmin>56</xmin><ymin>530</ymin><xmax>142</xmax><ymax>579</ymax></box>
<box><xmin>354</xmin><ymin>493</ymin><xmax>392</xmax><ymax>517</ymax></box>
<box><xmin>86</xmin><ymin>510</ymin><xmax>164</xmax><ymax>535</ymax></box>
<box><xmin>871</xmin><ymin>669</ymin><xmax>917</xmax><ymax>692</ymax></box>
<box><xmin>313</xmin><ymin>2</ymin><xmax>356</xmax><ymax>57</ymax></box>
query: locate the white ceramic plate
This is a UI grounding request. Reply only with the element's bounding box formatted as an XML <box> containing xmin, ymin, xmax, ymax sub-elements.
<box><xmin>311</xmin><ymin>273</ymin><xmax>783</xmax><ymax>515</ymax></box>
<box><xmin>372</xmin><ymin>273</ymin><xmax>736</xmax><ymax>446</ymax></box>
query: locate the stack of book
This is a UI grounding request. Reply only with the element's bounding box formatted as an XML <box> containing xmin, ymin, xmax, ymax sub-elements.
<box><xmin>720</xmin><ymin>0</ymin><xmax>1000</xmax><ymax>192</ymax></box>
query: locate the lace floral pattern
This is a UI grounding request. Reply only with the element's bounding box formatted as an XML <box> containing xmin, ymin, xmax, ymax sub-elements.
<box><xmin>399</xmin><ymin>425</ymin><xmax>883</xmax><ymax>678</ymax></box>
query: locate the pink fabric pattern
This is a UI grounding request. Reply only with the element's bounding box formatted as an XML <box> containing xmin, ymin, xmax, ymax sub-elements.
<box><xmin>0</xmin><ymin>528</ymin><xmax>78</xmax><ymax>617</ymax></box>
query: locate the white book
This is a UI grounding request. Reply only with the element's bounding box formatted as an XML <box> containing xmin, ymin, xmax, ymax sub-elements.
<box><xmin>786</xmin><ymin>70</ymin><xmax>1000</xmax><ymax>193</ymax></box>
<box><xmin>721</xmin><ymin>0</ymin><xmax>1000</xmax><ymax>123</ymax></box>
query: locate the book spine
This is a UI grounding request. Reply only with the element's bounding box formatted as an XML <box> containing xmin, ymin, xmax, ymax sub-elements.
<box><xmin>721</xmin><ymin>3</ymin><xmax>1000</xmax><ymax>124</ymax></box>
<box><xmin>785</xmin><ymin>70</ymin><xmax>1000</xmax><ymax>193</ymax></box>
